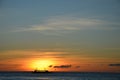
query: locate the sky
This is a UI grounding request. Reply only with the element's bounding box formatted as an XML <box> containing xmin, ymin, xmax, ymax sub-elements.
<box><xmin>0</xmin><ymin>0</ymin><xmax>120</xmax><ymax>72</ymax></box>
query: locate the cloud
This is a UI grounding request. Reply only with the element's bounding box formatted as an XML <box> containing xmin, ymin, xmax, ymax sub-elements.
<box><xmin>53</xmin><ymin>65</ymin><xmax>72</xmax><ymax>68</ymax></box>
<box><xmin>0</xmin><ymin>50</ymin><xmax>69</xmax><ymax>60</ymax></box>
<box><xmin>109</xmin><ymin>64</ymin><xmax>120</xmax><ymax>67</ymax></box>
<box><xmin>11</xmin><ymin>16</ymin><xmax>120</xmax><ymax>35</ymax></box>
<box><xmin>49</xmin><ymin>64</ymin><xmax>81</xmax><ymax>69</ymax></box>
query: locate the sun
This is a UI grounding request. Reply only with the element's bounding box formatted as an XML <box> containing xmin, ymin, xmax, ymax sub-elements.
<box><xmin>29</xmin><ymin>59</ymin><xmax>54</xmax><ymax>70</ymax></box>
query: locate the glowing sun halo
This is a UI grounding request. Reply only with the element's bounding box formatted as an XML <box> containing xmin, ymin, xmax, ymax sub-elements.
<box><xmin>30</xmin><ymin>60</ymin><xmax>54</xmax><ymax>70</ymax></box>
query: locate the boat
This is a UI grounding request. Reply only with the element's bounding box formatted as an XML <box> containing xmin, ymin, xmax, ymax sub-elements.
<box><xmin>33</xmin><ymin>68</ymin><xmax>51</xmax><ymax>73</ymax></box>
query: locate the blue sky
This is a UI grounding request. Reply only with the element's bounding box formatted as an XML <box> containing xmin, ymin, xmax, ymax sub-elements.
<box><xmin>0</xmin><ymin>0</ymin><xmax>120</xmax><ymax>53</ymax></box>
<box><xmin>0</xmin><ymin>0</ymin><xmax>120</xmax><ymax>71</ymax></box>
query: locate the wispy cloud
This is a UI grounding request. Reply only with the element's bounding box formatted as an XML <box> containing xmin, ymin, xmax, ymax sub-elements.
<box><xmin>0</xmin><ymin>50</ymin><xmax>69</xmax><ymax>60</ymax></box>
<box><xmin>11</xmin><ymin>16</ymin><xmax>120</xmax><ymax>35</ymax></box>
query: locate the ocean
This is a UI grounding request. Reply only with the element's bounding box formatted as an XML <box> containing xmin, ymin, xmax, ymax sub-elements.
<box><xmin>0</xmin><ymin>72</ymin><xmax>120</xmax><ymax>80</ymax></box>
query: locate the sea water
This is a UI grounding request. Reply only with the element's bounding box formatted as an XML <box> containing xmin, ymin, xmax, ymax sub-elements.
<box><xmin>0</xmin><ymin>72</ymin><xmax>120</xmax><ymax>80</ymax></box>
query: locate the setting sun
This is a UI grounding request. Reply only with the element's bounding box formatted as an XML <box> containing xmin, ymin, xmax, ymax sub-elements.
<box><xmin>28</xmin><ymin>59</ymin><xmax>55</xmax><ymax>70</ymax></box>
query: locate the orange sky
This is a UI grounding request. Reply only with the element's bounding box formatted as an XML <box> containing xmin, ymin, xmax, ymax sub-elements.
<box><xmin>0</xmin><ymin>50</ymin><xmax>120</xmax><ymax>72</ymax></box>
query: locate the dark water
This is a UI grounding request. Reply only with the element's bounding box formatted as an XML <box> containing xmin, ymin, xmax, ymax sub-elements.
<box><xmin>0</xmin><ymin>72</ymin><xmax>120</xmax><ymax>80</ymax></box>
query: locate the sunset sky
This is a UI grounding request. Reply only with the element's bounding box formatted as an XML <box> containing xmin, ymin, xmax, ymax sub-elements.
<box><xmin>0</xmin><ymin>0</ymin><xmax>120</xmax><ymax>72</ymax></box>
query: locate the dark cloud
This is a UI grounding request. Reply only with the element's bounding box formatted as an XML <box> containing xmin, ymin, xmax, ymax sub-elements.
<box><xmin>48</xmin><ymin>65</ymin><xmax>53</xmax><ymax>67</ymax></box>
<box><xmin>109</xmin><ymin>64</ymin><xmax>120</xmax><ymax>66</ymax></box>
<box><xmin>53</xmin><ymin>65</ymin><xmax>72</xmax><ymax>68</ymax></box>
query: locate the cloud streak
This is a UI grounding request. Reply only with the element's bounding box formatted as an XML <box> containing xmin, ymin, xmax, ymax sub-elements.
<box><xmin>0</xmin><ymin>50</ymin><xmax>70</xmax><ymax>60</ymax></box>
<box><xmin>11</xmin><ymin>16</ymin><xmax>120</xmax><ymax>35</ymax></box>
<box><xmin>53</xmin><ymin>65</ymin><xmax>72</xmax><ymax>68</ymax></box>
<box><xmin>109</xmin><ymin>63</ymin><xmax>120</xmax><ymax>67</ymax></box>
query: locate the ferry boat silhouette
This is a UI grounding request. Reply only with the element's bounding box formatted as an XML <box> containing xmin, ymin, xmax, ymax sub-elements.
<box><xmin>33</xmin><ymin>68</ymin><xmax>51</xmax><ymax>73</ymax></box>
